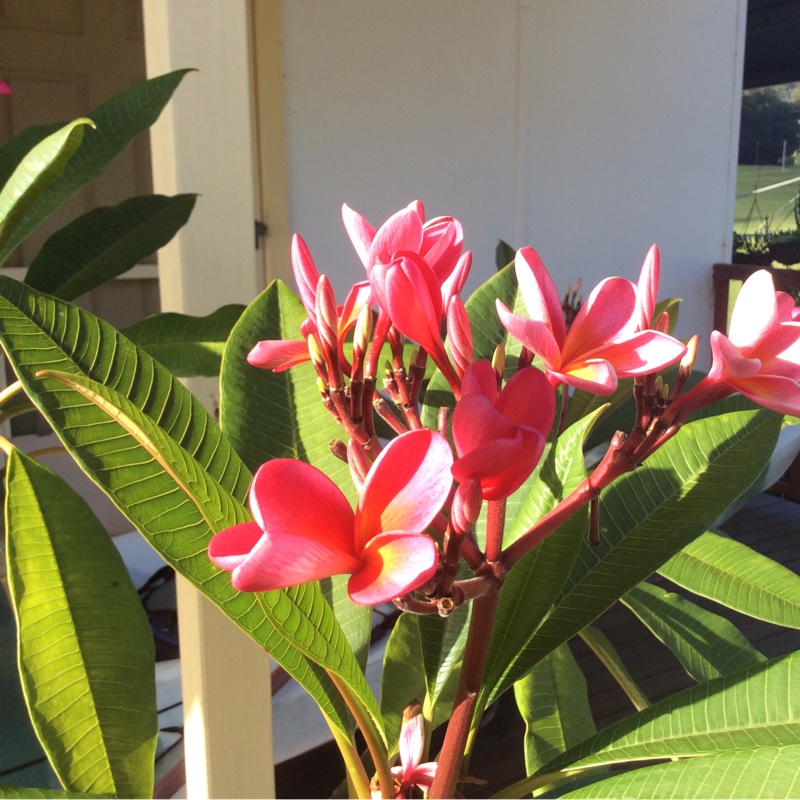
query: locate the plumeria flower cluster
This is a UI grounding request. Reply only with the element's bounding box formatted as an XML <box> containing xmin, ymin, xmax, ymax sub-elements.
<box><xmin>207</xmin><ymin>201</ymin><xmax>800</xmax><ymax>797</ymax></box>
<box><xmin>210</xmin><ymin>202</ymin><xmax>800</xmax><ymax>616</ymax></box>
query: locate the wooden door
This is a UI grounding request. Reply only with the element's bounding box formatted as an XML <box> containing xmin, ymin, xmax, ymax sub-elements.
<box><xmin>0</xmin><ymin>0</ymin><xmax>156</xmax><ymax>533</ymax></box>
<box><xmin>0</xmin><ymin>0</ymin><xmax>158</xmax><ymax>325</ymax></box>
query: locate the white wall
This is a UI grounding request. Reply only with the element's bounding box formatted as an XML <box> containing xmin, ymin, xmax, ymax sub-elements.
<box><xmin>519</xmin><ymin>0</ymin><xmax>746</xmax><ymax>355</ymax></box>
<box><xmin>280</xmin><ymin>0</ymin><xmax>747</xmax><ymax>356</ymax></box>
<box><xmin>281</xmin><ymin>0</ymin><xmax>520</xmax><ymax>298</ymax></box>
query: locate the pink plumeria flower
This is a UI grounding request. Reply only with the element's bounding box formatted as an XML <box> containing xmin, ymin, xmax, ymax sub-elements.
<box><xmin>496</xmin><ymin>246</ymin><xmax>687</xmax><ymax>394</ymax></box>
<box><xmin>343</xmin><ymin>200</ymin><xmax>465</xmax><ymax>288</ymax></box>
<box><xmin>452</xmin><ymin>360</ymin><xmax>556</xmax><ymax>501</ymax></box>
<box><xmin>379</xmin><ymin>702</ymin><xmax>437</xmax><ymax>799</ymax></box>
<box><xmin>208</xmin><ymin>429</ymin><xmax>452</xmax><ymax>605</ymax></box>
<box><xmin>674</xmin><ymin>270</ymin><xmax>800</xmax><ymax>419</ymax></box>
<box><xmin>343</xmin><ymin>202</ymin><xmax>471</xmax><ymax>387</ymax></box>
<box><xmin>247</xmin><ymin>234</ymin><xmax>371</xmax><ymax>373</ymax></box>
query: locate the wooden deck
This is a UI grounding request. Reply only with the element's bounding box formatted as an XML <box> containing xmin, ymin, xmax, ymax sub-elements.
<box><xmin>275</xmin><ymin>492</ymin><xmax>800</xmax><ymax>798</ymax></box>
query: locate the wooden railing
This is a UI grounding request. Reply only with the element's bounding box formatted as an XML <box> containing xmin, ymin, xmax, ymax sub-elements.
<box><xmin>712</xmin><ymin>262</ymin><xmax>800</xmax><ymax>502</ymax></box>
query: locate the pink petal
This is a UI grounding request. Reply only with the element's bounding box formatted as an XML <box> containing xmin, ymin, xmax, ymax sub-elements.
<box><xmin>212</xmin><ymin>525</ymin><xmax>361</xmax><ymax>592</ymax></box>
<box><xmin>582</xmin><ymin>330</ymin><xmax>687</xmax><ymax>378</ymax></box>
<box><xmin>757</xmin><ymin>323</ymin><xmax>800</xmax><ymax>380</ymax></box>
<box><xmin>515</xmin><ymin>247</ymin><xmax>566</xmax><ymax>347</ymax></box>
<box><xmin>776</xmin><ymin>291</ymin><xmax>798</xmax><ymax>322</ymax></box>
<box><xmin>496</xmin><ymin>301</ymin><xmax>562</xmax><ymax>369</ymax></box>
<box><xmin>0</xmin><ymin>81</ymin><xmax>11</xmax><ymax>95</ymax></box>
<box><xmin>291</xmin><ymin>234</ymin><xmax>320</xmax><ymax>320</ymax></box>
<box><xmin>460</xmin><ymin>359</ymin><xmax>499</xmax><ymax>403</ymax></box>
<box><xmin>247</xmin><ymin>339</ymin><xmax>310</xmax><ymax>372</ymax></box>
<box><xmin>730</xmin><ymin>373</ymin><xmax>800</xmax><ymax>417</ymax></box>
<box><xmin>446</xmin><ymin>296</ymin><xmax>474</xmax><ymax>377</ymax></box>
<box><xmin>347</xmin><ymin>532</ymin><xmax>438</xmax><ymax>605</ymax></box>
<box><xmin>342</xmin><ymin>204</ymin><xmax>376</xmax><ymax>270</ymax></box>
<box><xmin>452</xmin><ymin>428</ymin><xmax>546</xmax><ymax>501</ymax></box>
<box><xmin>729</xmin><ymin>270</ymin><xmax>778</xmax><ymax>350</ymax></box>
<box><xmin>369</xmin><ymin>207</ymin><xmax>423</xmax><ymax>268</ymax></box>
<box><xmin>452</xmin><ymin>393</ymin><xmax>517</xmax><ymax>458</ymax></box>
<box><xmin>495</xmin><ymin>366</ymin><xmax>555</xmax><ymax>435</ymax></box>
<box><xmin>422</xmin><ymin>216</ymin><xmax>464</xmax><ymax>282</ymax></box>
<box><xmin>709</xmin><ymin>331</ymin><xmax>761</xmax><ymax>381</ymax></box>
<box><xmin>208</xmin><ymin>522</ymin><xmax>263</xmax><ymax>572</ymax></box>
<box><xmin>249</xmin><ymin>459</ymin><xmax>356</xmax><ymax>555</ymax></box>
<box><xmin>561</xmin><ymin>277</ymin><xmax>638</xmax><ymax>364</ymax></box>
<box><xmin>550</xmin><ymin>359</ymin><xmax>617</xmax><ymax>394</ymax></box>
<box><xmin>355</xmin><ymin>429</ymin><xmax>453</xmax><ymax>550</ymax></box>
<box><xmin>381</xmin><ymin>254</ymin><xmax>446</xmax><ymax>357</ymax></box>
<box><xmin>636</xmin><ymin>245</ymin><xmax>660</xmax><ymax>328</ymax></box>
<box><xmin>440</xmin><ymin>251</ymin><xmax>471</xmax><ymax>306</ymax></box>
<box><xmin>338</xmin><ymin>280</ymin><xmax>372</xmax><ymax>336</ymax></box>
<box><xmin>409</xmin><ymin>763</ymin><xmax>437</xmax><ymax>792</ymax></box>
<box><xmin>398</xmin><ymin>708</ymin><xmax>425</xmax><ymax>774</ymax></box>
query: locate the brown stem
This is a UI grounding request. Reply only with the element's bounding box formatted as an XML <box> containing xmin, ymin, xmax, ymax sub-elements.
<box><xmin>428</xmin><ymin>591</ymin><xmax>500</xmax><ymax>799</ymax></box>
<box><xmin>484</xmin><ymin>499</ymin><xmax>506</xmax><ymax>563</ymax></box>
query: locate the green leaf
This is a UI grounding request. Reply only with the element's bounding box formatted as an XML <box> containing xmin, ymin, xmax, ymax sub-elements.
<box><xmin>0</xmin><ymin>70</ymin><xmax>191</xmax><ymax>264</ymax></box>
<box><xmin>380</xmin><ymin>613</ymin><xmax>463</xmax><ymax>753</ymax></box>
<box><xmin>220</xmin><ymin>279</ymin><xmax>371</xmax><ymax>670</ymax></box>
<box><xmin>0</xmin><ymin>276</ymin><xmax>355</xmax><ymax>737</ymax></box>
<box><xmin>417</xmin><ymin>602</ymin><xmax>471</xmax><ymax>707</ymax></box>
<box><xmin>5</xmin><ymin>449</ymin><xmax>157</xmax><ymax>797</ymax></box>
<box><xmin>0</xmin><ymin>120</ymin><xmax>92</xmax><ymax>263</ymax></box>
<box><xmin>658</xmin><ymin>529</ymin><xmax>800</xmax><ymax>629</ymax></box>
<box><xmin>380</xmin><ymin>614</ymin><xmax>432</xmax><ymax>750</ymax></box>
<box><xmin>123</xmin><ymin>304</ymin><xmax>245</xmax><ymax>378</ymax></box>
<box><xmin>514</xmin><ymin>643</ymin><xmax>596</xmax><ymax>776</ymax></box>
<box><xmin>544</xmin><ymin>650</ymin><xmax>800</xmax><ymax>773</ymax></box>
<box><xmin>559</xmin><ymin>745</ymin><xmax>800</xmax><ymax>799</ymax></box>
<box><xmin>43</xmin><ymin>366</ymin><xmax>384</xmax><ymax>743</ymax></box>
<box><xmin>0</xmin><ymin>124</ymin><xmax>61</xmax><ymax>190</ymax></box>
<box><xmin>479</xmin><ymin>408</ymin><xmax>600</xmax><ymax>707</ymax></box>
<box><xmin>484</xmin><ymin>401</ymin><xmax>782</xmax><ymax>704</ymax></box>
<box><xmin>24</xmin><ymin>194</ymin><xmax>197</xmax><ymax>300</ymax></box>
<box><xmin>622</xmin><ymin>581</ymin><xmax>765</xmax><ymax>682</ymax></box>
<box><xmin>578</xmin><ymin>626</ymin><xmax>650</xmax><ymax>712</ymax></box>
<box><xmin>0</xmin><ymin>787</ymin><xmax>109</xmax><ymax>799</ymax></box>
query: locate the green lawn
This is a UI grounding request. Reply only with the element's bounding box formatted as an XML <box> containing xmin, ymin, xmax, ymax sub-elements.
<box><xmin>735</xmin><ymin>164</ymin><xmax>800</xmax><ymax>234</ymax></box>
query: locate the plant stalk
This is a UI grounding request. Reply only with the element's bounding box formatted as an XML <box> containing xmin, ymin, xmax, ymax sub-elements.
<box><xmin>428</xmin><ymin>588</ymin><xmax>500</xmax><ymax>798</ymax></box>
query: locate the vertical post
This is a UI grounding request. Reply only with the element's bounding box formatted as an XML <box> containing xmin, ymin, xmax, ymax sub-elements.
<box><xmin>141</xmin><ymin>2</ymin><xmax>275</xmax><ymax>797</ymax></box>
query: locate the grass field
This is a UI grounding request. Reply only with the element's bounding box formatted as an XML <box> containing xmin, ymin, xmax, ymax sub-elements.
<box><xmin>735</xmin><ymin>164</ymin><xmax>800</xmax><ymax>234</ymax></box>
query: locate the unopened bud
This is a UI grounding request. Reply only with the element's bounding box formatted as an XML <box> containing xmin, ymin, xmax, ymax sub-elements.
<box><xmin>680</xmin><ymin>335</ymin><xmax>699</xmax><ymax>376</ymax></box>
<box><xmin>661</xmin><ymin>382</ymin><xmax>670</xmax><ymax>400</ymax></box>
<box><xmin>452</xmin><ymin>478</ymin><xmax>482</xmax><ymax>534</ymax></box>
<box><xmin>653</xmin><ymin>311</ymin><xmax>670</xmax><ymax>333</ymax></box>
<box><xmin>492</xmin><ymin>344</ymin><xmax>506</xmax><ymax>383</ymax></box>
<box><xmin>446</xmin><ymin>296</ymin><xmax>473</xmax><ymax>377</ymax></box>
<box><xmin>654</xmin><ymin>375</ymin><xmax>663</xmax><ymax>395</ymax></box>
<box><xmin>308</xmin><ymin>334</ymin><xmax>325</xmax><ymax>371</ymax></box>
<box><xmin>353</xmin><ymin>305</ymin><xmax>373</xmax><ymax>360</ymax></box>
<box><xmin>346</xmin><ymin>439</ymin><xmax>372</xmax><ymax>491</ymax></box>
<box><xmin>314</xmin><ymin>275</ymin><xmax>339</xmax><ymax>354</ymax></box>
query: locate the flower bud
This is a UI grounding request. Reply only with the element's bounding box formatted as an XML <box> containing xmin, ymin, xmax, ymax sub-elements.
<box><xmin>346</xmin><ymin>438</ymin><xmax>372</xmax><ymax>492</ymax></box>
<box><xmin>492</xmin><ymin>344</ymin><xmax>505</xmax><ymax>384</ymax></box>
<box><xmin>446</xmin><ymin>296</ymin><xmax>473</xmax><ymax>377</ymax></box>
<box><xmin>653</xmin><ymin>310</ymin><xmax>670</xmax><ymax>334</ymax></box>
<box><xmin>451</xmin><ymin>478</ymin><xmax>482</xmax><ymax>534</ymax></box>
<box><xmin>353</xmin><ymin>305</ymin><xmax>373</xmax><ymax>361</ymax></box>
<box><xmin>314</xmin><ymin>275</ymin><xmax>340</xmax><ymax>355</ymax></box>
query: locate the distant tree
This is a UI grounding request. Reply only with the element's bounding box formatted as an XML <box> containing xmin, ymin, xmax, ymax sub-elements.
<box><xmin>738</xmin><ymin>86</ymin><xmax>800</xmax><ymax>165</ymax></box>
